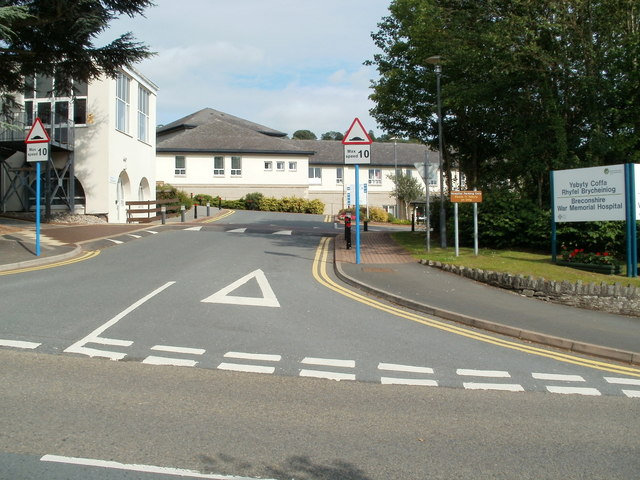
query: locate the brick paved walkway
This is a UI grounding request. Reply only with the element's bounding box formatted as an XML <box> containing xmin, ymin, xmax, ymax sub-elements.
<box><xmin>334</xmin><ymin>231</ymin><xmax>416</xmax><ymax>264</ymax></box>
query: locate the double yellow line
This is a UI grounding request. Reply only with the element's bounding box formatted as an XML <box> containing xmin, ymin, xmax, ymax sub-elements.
<box><xmin>0</xmin><ymin>250</ymin><xmax>101</xmax><ymax>276</ymax></box>
<box><xmin>312</xmin><ymin>237</ymin><xmax>640</xmax><ymax>377</ymax></box>
<box><xmin>201</xmin><ymin>209</ymin><xmax>236</xmax><ymax>223</ymax></box>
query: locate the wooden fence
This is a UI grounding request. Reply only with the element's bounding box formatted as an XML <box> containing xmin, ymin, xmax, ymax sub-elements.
<box><xmin>125</xmin><ymin>198</ymin><xmax>180</xmax><ymax>223</ymax></box>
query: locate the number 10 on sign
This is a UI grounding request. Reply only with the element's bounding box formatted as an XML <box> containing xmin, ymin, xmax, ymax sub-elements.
<box><xmin>344</xmin><ymin>145</ymin><xmax>371</xmax><ymax>164</ymax></box>
<box><xmin>27</xmin><ymin>143</ymin><xmax>49</xmax><ymax>162</ymax></box>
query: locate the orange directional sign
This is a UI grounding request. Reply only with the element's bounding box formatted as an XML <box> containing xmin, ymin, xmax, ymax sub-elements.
<box><xmin>451</xmin><ymin>190</ymin><xmax>483</xmax><ymax>203</ymax></box>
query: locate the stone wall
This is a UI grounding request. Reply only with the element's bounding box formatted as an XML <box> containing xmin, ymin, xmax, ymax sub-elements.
<box><xmin>420</xmin><ymin>260</ymin><xmax>640</xmax><ymax>317</ymax></box>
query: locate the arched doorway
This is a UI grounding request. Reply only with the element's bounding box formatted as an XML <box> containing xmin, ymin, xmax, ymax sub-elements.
<box><xmin>116</xmin><ymin>170</ymin><xmax>131</xmax><ymax>223</ymax></box>
<box><xmin>138</xmin><ymin>177</ymin><xmax>151</xmax><ymax>201</ymax></box>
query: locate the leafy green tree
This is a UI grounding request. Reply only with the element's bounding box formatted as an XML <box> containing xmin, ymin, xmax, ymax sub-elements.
<box><xmin>0</xmin><ymin>0</ymin><xmax>154</xmax><ymax>108</ymax></box>
<box><xmin>368</xmin><ymin>0</ymin><xmax>640</xmax><ymax>207</ymax></box>
<box><xmin>388</xmin><ymin>172</ymin><xmax>424</xmax><ymax>220</ymax></box>
<box><xmin>321</xmin><ymin>131</ymin><xmax>344</xmax><ymax>141</ymax></box>
<box><xmin>292</xmin><ymin>129</ymin><xmax>317</xmax><ymax>140</ymax></box>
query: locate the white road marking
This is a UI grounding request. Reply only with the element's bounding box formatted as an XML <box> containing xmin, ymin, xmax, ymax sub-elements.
<box><xmin>184</xmin><ymin>226</ymin><xmax>203</xmax><ymax>231</ymax></box>
<box><xmin>0</xmin><ymin>339</ymin><xmax>41</xmax><ymax>349</ymax></box>
<box><xmin>224</xmin><ymin>352</ymin><xmax>281</xmax><ymax>362</ymax></box>
<box><xmin>381</xmin><ymin>377</ymin><xmax>438</xmax><ymax>386</ymax></box>
<box><xmin>378</xmin><ymin>362</ymin><xmax>434</xmax><ymax>374</ymax></box>
<box><xmin>143</xmin><ymin>356</ymin><xmax>198</xmax><ymax>367</ymax></box>
<box><xmin>146</xmin><ymin>230</ymin><xmax>158</xmax><ymax>234</ymax></box>
<box><xmin>218</xmin><ymin>363</ymin><xmax>275</xmax><ymax>374</ymax></box>
<box><xmin>107</xmin><ymin>238</ymin><xmax>123</xmax><ymax>244</ymax></box>
<box><xmin>151</xmin><ymin>345</ymin><xmax>206</xmax><ymax>355</ymax></box>
<box><xmin>622</xmin><ymin>390</ymin><xmax>640</xmax><ymax>398</ymax></box>
<box><xmin>273</xmin><ymin>230</ymin><xmax>292</xmax><ymax>235</ymax></box>
<box><xmin>227</xmin><ymin>228</ymin><xmax>247</xmax><ymax>233</ymax></box>
<box><xmin>463</xmin><ymin>382</ymin><xmax>524</xmax><ymax>392</ymax></box>
<box><xmin>64</xmin><ymin>282</ymin><xmax>175</xmax><ymax>360</ymax></box>
<box><xmin>532</xmin><ymin>373</ymin><xmax>585</xmax><ymax>382</ymax></box>
<box><xmin>41</xmin><ymin>454</ymin><xmax>274</xmax><ymax>479</ymax></box>
<box><xmin>546</xmin><ymin>386</ymin><xmax>601</xmax><ymax>396</ymax></box>
<box><xmin>300</xmin><ymin>369</ymin><xmax>356</xmax><ymax>381</ymax></box>
<box><xmin>604</xmin><ymin>377</ymin><xmax>640</xmax><ymax>386</ymax></box>
<box><xmin>301</xmin><ymin>357</ymin><xmax>355</xmax><ymax>368</ymax></box>
<box><xmin>457</xmin><ymin>369</ymin><xmax>510</xmax><ymax>377</ymax></box>
<box><xmin>201</xmin><ymin>269</ymin><xmax>280</xmax><ymax>307</ymax></box>
<box><xmin>127</xmin><ymin>234</ymin><xmax>141</xmax><ymax>239</ymax></box>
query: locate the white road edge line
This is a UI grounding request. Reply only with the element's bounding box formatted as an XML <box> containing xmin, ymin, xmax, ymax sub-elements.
<box><xmin>604</xmin><ymin>377</ymin><xmax>640</xmax><ymax>386</ymax></box>
<box><xmin>217</xmin><ymin>363</ymin><xmax>275</xmax><ymax>374</ymax></box>
<box><xmin>143</xmin><ymin>356</ymin><xmax>198</xmax><ymax>367</ymax></box>
<box><xmin>299</xmin><ymin>369</ymin><xmax>356</xmax><ymax>381</ymax></box>
<box><xmin>301</xmin><ymin>357</ymin><xmax>355</xmax><ymax>368</ymax></box>
<box><xmin>0</xmin><ymin>339</ymin><xmax>41</xmax><ymax>349</ymax></box>
<box><xmin>378</xmin><ymin>363</ymin><xmax>434</xmax><ymax>374</ymax></box>
<box><xmin>224</xmin><ymin>352</ymin><xmax>281</xmax><ymax>362</ymax></box>
<box><xmin>457</xmin><ymin>369</ymin><xmax>510</xmax><ymax>377</ymax></box>
<box><xmin>546</xmin><ymin>386</ymin><xmax>601</xmax><ymax>396</ymax></box>
<box><xmin>463</xmin><ymin>382</ymin><xmax>524</xmax><ymax>392</ymax></box>
<box><xmin>151</xmin><ymin>345</ymin><xmax>206</xmax><ymax>355</ymax></box>
<box><xmin>40</xmin><ymin>454</ymin><xmax>276</xmax><ymax>480</ymax></box>
<box><xmin>64</xmin><ymin>281</ymin><xmax>175</xmax><ymax>360</ymax></box>
<box><xmin>532</xmin><ymin>373</ymin><xmax>585</xmax><ymax>382</ymax></box>
<box><xmin>381</xmin><ymin>377</ymin><xmax>438</xmax><ymax>386</ymax></box>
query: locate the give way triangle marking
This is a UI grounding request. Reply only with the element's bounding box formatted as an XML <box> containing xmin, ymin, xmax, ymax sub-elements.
<box><xmin>201</xmin><ymin>269</ymin><xmax>280</xmax><ymax>308</ymax></box>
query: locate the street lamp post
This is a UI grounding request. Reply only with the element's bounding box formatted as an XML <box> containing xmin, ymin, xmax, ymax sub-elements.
<box><xmin>427</xmin><ymin>55</ymin><xmax>446</xmax><ymax>248</ymax></box>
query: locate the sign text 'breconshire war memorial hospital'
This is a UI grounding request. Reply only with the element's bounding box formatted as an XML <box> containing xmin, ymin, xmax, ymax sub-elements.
<box><xmin>553</xmin><ymin>165</ymin><xmax>626</xmax><ymax>222</ymax></box>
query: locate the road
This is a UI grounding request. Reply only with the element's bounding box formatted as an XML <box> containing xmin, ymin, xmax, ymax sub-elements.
<box><xmin>0</xmin><ymin>211</ymin><xmax>638</xmax><ymax>479</ymax></box>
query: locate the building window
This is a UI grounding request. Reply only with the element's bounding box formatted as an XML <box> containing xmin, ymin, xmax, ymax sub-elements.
<box><xmin>116</xmin><ymin>73</ymin><xmax>130</xmax><ymax>133</ymax></box>
<box><xmin>309</xmin><ymin>167</ymin><xmax>322</xmax><ymax>184</ymax></box>
<box><xmin>276</xmin><ymin>161</ymin><xmax>285</xmax><ymax>171</ymax></box>
<box><xmin>289</xmin><ymin>161</ymin><xmax>297</xmax><ymax>171</ymax></box>
<box><xmin>22</xmin><ymin>75</ymin><xmax>88</xmax><ymax>133</ymax></box>
<box><xmin>368</xmin><ymin>169</ymin><xmax>382</xmax><ymax>185</ymax></box>
<box><xmin>138</xmin><ymin>86</ymin><xmax>150</xmax><ymax>142</ymax></box>
<box><xmin>336</xmin><ymin>167</ymin><xmax>343</xmax><ymax>185</ymax></box>
<box><xmin>213</xmin><ymin>156</ymin><xmax>224</xmax><ymax>176</ymax></box>
<box><xmin>231</xmin><ymin>156</ymin><xmax>242</xmax><ymax>176</ymax></box>
<box><xmin>264</xmin><ymin>161</ymin><xmax>273</xmax><ymax>171</ymax></box>
<box><xmin>175</xmin><ymin>156</ymin><xmax>186</xmax><ymax>176</ymax></box>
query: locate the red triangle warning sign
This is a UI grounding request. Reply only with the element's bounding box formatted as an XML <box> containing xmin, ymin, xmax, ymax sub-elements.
<box><xmin>25</xmin><ymin>117</ymin><xmax>50</xmax><ymax>144</ymax></box>
<box><xmin>342</xmin><ymin>118</ymin><xmax>372</xmax><ymax>145</ymax></box>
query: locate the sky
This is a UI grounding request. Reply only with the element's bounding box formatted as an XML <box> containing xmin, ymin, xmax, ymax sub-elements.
<box><xmin>100</xmin><ymin>0</ymin><xmax>393</xmax><ymax>137</ymax></box>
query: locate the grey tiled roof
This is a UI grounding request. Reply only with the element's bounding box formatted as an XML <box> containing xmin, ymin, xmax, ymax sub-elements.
<box><xmin>294</xmin><ymin>139</ymin><xmax>435</xmax><ymax>167</ymax></box>
<box><xmin>156</xmin><ymin>108</ymin><xmax>437</xmax><ymax>165</ymax></box>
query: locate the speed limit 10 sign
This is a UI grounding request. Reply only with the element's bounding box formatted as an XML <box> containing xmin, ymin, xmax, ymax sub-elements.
<box><xmin>27</xmin><ymin>143</ymin><xmax>49</xmax><ymax>162</ymax></box>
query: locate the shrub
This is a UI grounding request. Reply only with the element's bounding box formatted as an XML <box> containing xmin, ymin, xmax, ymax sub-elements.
<box><xmin>368</xmin><ymin>206</ymin><xmax>389</xmax><ymax>223</ymax></box>
<box><xmin>156</xmin><ymin>184</ymin><xmax>192</xmax><ymax>211</ymax></box>
<box><xmin>192</xmin><ymin>194</ymin><xmax>216</xmax><ymax>206</ymax></box>
<box><xmin>243</xmin><ymin>192</ymin><xmax>264</xmax><ymax>210</ymax></box>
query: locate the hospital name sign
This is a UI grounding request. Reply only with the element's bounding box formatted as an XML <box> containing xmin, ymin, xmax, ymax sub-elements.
<box><xmin>553</xmin><ymin>165</ymin><xmax>626</xmax><ymax>222</ymax></box>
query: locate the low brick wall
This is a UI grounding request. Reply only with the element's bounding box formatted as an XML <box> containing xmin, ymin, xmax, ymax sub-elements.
<box><xmin>420</xmin><ymin>260</ymin><xmax>640</xmax><ymax>317</ymax></box>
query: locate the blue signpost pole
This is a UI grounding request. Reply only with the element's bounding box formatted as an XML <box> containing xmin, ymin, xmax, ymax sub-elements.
<box><xmin>35</xmin><ymin>161</ymin><xmax>41</xmax><ymax>256</ymax></box>
<box><xmin>625</xmin><ymin>163</ymin><xmax>637</xmax><ymax>277</ymax></box>
<box><xmin>550</xmin><ymin>171</ymin><xmax>557</xmax><ymax>262</ymax></box>
<box><xmin>355</xmin><ymin>164</ymin><xmax>361</xmax><ymax>265</ymax></box>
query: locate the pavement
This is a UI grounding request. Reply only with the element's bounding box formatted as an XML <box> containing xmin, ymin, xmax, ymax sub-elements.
<box><xmin>1</xmin><ymin>212</ymin><xmax>639</xmax><ymax>366</ymax></box>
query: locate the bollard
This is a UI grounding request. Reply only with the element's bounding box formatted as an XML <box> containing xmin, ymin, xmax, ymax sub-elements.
<box><xmin>180</xmin><ymin>205</ymin><xmax>185</xmax><ymax>222</ymax></box>
<box><xmin>161</xmin><ymin>206</ymin><xmax>166</xmax><ymax>225</ymax></box>
<box><xmin>345</xmin><ymin>215</ymin><xmax>352</xmax><ymax>249</ymax></box>
<box><xmin>364</xmin><ymin>220</ymin><xmax>368</xmax><ymax>232</ymax></box>
<box><xmin>218</xmin><ymin>196</ymin><xmax>222</xmax><ymax>210</ymax></box>
<box><xmin>411</xmin><ymin>214</ymin><xmax>415</xmax><ymax>232</ymax></box>
<box><xmin>194</xmin><ymin>204</ymin><xmax>198</xmax><ymax>219</ymax></box>
<box><xmin>206</xmin><ymin>202</ymin><xmax>210</xmax><ymax>216</ymax></box>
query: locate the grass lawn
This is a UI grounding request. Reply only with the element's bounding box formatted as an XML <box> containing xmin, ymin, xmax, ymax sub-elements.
<box><xmin>392</xmin><ymin>231</ymin><xmax>640</xmax><ymax>288</ymax></box>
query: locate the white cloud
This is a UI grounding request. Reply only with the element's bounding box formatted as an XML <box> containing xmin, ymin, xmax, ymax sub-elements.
<box><xmin>103</xmin><ymin>0</ymin><xmax>391</xmax><ymax>135</ymax></box>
